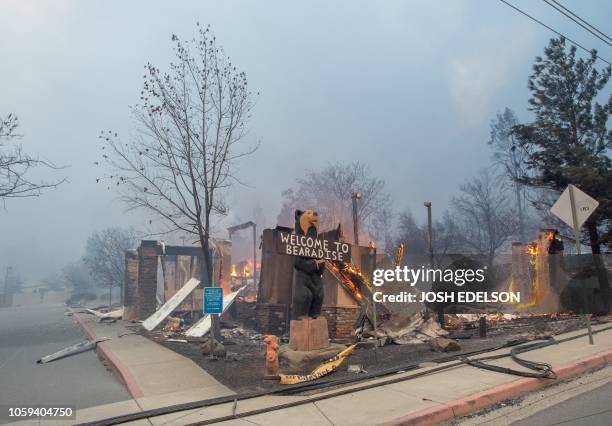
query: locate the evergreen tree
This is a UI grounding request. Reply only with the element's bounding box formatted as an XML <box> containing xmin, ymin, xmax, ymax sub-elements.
<box><xmin>514</xmin><ymin>37</ymin><xmax>611</xmax><ymax>312</ymax></box>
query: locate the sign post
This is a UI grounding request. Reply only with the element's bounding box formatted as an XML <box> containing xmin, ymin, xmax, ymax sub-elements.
<box><xmin>551</xmin><ymin>184</ymin><xmax>599</xmax><ymax>344</ymax></box>
<box><xmin>203</xmin><ymin>287</ymin><xmax>223</xmax><ymax>358</ymax></box>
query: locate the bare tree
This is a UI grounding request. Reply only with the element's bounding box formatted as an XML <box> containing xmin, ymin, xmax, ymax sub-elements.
<box><xmin>395</xmin><ymin>210</ymin><xmax>462</xmax><ymax>258</ymax></box>
<box><xmin>488</xmin><ymin>108</ymin><xmax>532</xmax><ymax>242</ymax></box>
<box><xmin>84</xmin><ymin>227</ymin><xmax>138</xmax><ymax>307</ymax></box>
<box><xmin>99</xmin><ymin>24</ymin><xmax>257</xmax><ymax>286</ymax></box>
<box><xmin>451</xmin><ymin>169</ymin><xmax>518</xmax><ymax>266</ymax></box>
<box><xmin>0</xmin><ymin>113</ymin><xmax>65</xmax><ymax>202</ymax></box>
<box><xmin>277</xmin><ymin>162</ymin><xmax>391</xmax><ymax>242</ymax></box>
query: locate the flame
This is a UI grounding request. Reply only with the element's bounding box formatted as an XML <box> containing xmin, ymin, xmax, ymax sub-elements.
<box><xmin>508</xmin><ymin>239</ymin><xmax>543</xmax><ymax>308</ymax></box>
<box><xmin>230</xmin><ymin>264</ymin><xmax>238</xmax><ymax>277</ymax></box>
<box><xmin>545</xmin><ymin>231</ymin><xmax>555</xmax><ymax>241</ymax></box>
<box><xmin>526</xmin><ymin>242</ymin><xmax>540</xmax><ymax>256</ymax></box>
<box><xmin>243</xmin><ymin>263</ymin><xmax>250</xmax><ymax>276</ymax></box>
<box><xmin>326</xmin><ymin>261</ymin><xmax>365</xmax><ymax>300</ymax></box>
<box><xmin>394</xmin><ymin>243</ymin><xmax>404</xmax><ymax>269</ymax></box>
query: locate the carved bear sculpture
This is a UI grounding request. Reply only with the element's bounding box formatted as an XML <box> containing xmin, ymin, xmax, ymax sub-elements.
<box><xmin>292</xmin><ymin>209</ymin><xmax>326</xmax><ymax>319</ymax></box>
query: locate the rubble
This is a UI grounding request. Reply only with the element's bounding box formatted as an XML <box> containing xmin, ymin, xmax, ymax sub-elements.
<box><xmin>201</xmin><ymin>338</ymin><xmax>227</xmax><ymax>358</ymax></box>
<box><xmin>85</xmin><ymin>307</ymin><xmax>124</xmax><ymax>322</ymax></box>
<box><xmin>142</xmin><ymin>277</ymin><xmax>200</xmax><ymax>331</ymax></box>
<box><xmin>37</xmin><ymin>338</ymin><xmax>110</xmax><ymax>364</ymax></box>
<box><xmin>428</xmin><ymin>337</ymin><xmax>461</xmax><ymax>352</ymax></box>
<box><xmin>278</xmin><ymin>343</ymin><xmax>346</xmax><ymax>368</ymax></box>
<box><xmin>377</xmin><ymin>313</ymin><xmax>448</xmax><ymax>345</ymax></box>
<box><xmin>162</xmin><ymin>316</ymin><xmax>182</xmax><ymax>334</ymax></box>
<box><xmin>347</xmin><ymin>364</ymin><xmax>367</xmax><ymax>374</ymax></box>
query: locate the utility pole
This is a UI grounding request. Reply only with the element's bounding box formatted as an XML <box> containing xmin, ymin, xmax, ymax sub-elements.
<box><xmin>2</xmin><ymin>266</ymin><xmax>10</xmax><ymax>307</ymax></box>
<box><xmin>568</xmin><ymin>185</ymin><xmax>594</xmax><ymax>344</ymax></box>
<box><xmin>253</xmin><ymin>223</ymin><xmax>257</xmax><ymax>283</ymax></box>
<box><xmin>424</xmin><ymin>201</ymin><xmax>434</xmax><ymax>266</ymax></box>
<box><xmin>351</xmin><ymin>192</ymin><xmax>362</xmax><ymax>246</ymax></box>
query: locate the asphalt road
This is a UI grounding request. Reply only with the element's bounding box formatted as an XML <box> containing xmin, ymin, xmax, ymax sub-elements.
<box><xmin>0</xmin><ymin>302</ymin><xmax>130</xmax><ymax>424</ymax></box>
<box><xmin>512</xmin><ymin>381</ymin><xmax>612</xmax><ymax>426</ymax></box>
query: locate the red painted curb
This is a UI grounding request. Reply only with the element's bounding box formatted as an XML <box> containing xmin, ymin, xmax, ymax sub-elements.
<box><xmin>380</xmin><ymin>349</ymin><xmax>612</xmax><ymax>426</ymax></box>
<box><xmin>71</xmin><ymin>309</ymin><xmax>144</xmax><ymax>399</ymax></box>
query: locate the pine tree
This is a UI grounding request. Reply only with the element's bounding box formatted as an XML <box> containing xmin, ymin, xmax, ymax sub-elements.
<box><xmin>514</xmin><ymin>37</ymin><xmax>611</xmax><ymax>313</ymax></box>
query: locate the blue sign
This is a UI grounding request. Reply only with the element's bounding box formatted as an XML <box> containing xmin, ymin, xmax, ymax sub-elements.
<box><xmin>203</xmin><ymin>287</ymin><xmax>223</xmax><ymax>314</ymax></box>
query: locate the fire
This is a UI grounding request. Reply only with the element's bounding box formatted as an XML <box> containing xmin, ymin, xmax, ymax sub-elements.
<box><xmin>326</xmin><ymin>261</ymin><xmax>365</xmax><ymax>300</ymax></box>
<box><xmin>230</xmin><ymin>264</ymin><xmax>238</xmax><ymax>277</ymax></box>
<box><xmin>394</xmin><ymin>243</ymin><xmax>404</xmax><ymax>268</ymax></box>
<box><xmin>545</xmin><ymin>230</ymin><xmax>555</xmax><ymax>241</ymax></box>
<box><xmin>243</xmin><ymin>263</ymin><xmax>250</xmax><ymax>276</ymax></box>
<box><xmin>526</xmin><ymin>242</ymin><xmax>540</xmax><ymax>256</ymax></box>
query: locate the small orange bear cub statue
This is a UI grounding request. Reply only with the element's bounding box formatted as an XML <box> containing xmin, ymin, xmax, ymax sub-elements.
<box><xmin>263</xmin><ymin>334</ymin><xmax>280</xmax><ymax>379</ymax></box>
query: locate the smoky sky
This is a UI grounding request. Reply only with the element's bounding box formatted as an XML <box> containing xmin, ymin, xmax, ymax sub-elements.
<box><xmin>1</xmin><ymin>0</ymin><xmax>611</xmax><ymax>283</ymax></box>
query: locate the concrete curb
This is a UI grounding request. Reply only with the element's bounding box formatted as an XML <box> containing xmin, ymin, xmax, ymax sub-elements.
<box><xmin>70</xmin><ymin>309</ymin><xmax>145</xmax><ymax>399</ymax></box>
<box><xmin>380</xmin><ymin>349</ymin><xmax>612</xmax><ymax>426</ymax></box>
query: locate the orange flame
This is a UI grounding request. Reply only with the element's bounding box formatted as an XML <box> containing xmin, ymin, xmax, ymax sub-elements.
<box><xmin>230</xmin><ymin>264</ymin><xmax>238</xmax><ymax>277</ymax></box>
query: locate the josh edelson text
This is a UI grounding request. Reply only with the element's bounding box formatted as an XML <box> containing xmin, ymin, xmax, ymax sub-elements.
<box><xmin>371</xmin><ymin>266</ymin><xmax>521</xmax><ymax>304</ymax></box>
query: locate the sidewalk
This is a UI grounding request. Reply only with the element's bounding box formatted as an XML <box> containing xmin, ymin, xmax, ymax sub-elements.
<box><xmin>72</xmin><ymin>309</ymin><xmax>233</xmax><ymax>400</ymax></box>
<box><xmin>68</xmin><ymin>321</ymin><xmax>612</xmax><ymax>426</ymax></box>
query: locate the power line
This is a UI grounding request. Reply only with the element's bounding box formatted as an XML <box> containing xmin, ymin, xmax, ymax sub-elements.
<box><xmin>543</xmin><ymin>0</ymin><xmax>612</xmax><ymax>47</ymax></box>
<box><xmin>549</xmin><ymin>0</ymin><xmax>612</xmax><ymax>44</ymax></box>
<box><xmin>498</xmin><ymin>0</ymin><xmax>611</xmax><ymax>66</ymax></box>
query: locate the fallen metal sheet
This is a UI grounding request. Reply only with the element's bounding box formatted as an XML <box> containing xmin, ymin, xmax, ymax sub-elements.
<box><xmin>37</xmin><ymin>338</ymin><xmax>110</xmax><ymax>364</ymax></box>
<box><xmin>185</xmin><ymin>286</ymin><xmax>245</xmax><ymax>337</ymax></box>
<box><xmin>86</xmin><ymin>307</ymin><xmax>124</xmax><ymax>322</ymax></box>
<box><xmin>142</xmin><ymin>278</ymin><xmax>200</xmax><ymax>331</ymax></box>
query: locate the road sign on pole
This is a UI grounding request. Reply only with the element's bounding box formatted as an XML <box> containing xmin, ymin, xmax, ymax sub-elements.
<box><xmin>550</xmin><ymin>184</ymin><xmax>599</xmax><ymax>232</ymax></box>
<box><xmin>550</xmin><ymin>184</ymin><xmax>598</xmax><ymax>345</ymax></box>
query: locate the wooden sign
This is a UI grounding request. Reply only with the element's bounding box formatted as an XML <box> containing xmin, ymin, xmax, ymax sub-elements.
<box><xmin>276</xmin><ymin>230</ymin><xmax>351</xmax><ymax>262</ymax></box>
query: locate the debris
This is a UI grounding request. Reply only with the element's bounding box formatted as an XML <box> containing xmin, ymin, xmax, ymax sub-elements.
<box><xmin>347</xmin><ymin>364</ymin><xmax>367</xmax><ymax>374</ymax></box>
<box><xmin>142</xmin><ymin>278</ymin><xmax>200</xmax><ymax>331</ymax></box>
<box><xmin>428</xmin><ymin>337</ymin><xmax>461</xmax><ymax>353</ymax></box>
<box><xmin>185</xmin><ymin>286</ymin><xmax>245</xmax><ymax>337</ymax></box>
<box><xmin>278</xmin><ymin>343</ymin><xmax>346</xmax><ymax>368</ymax></box>
<box><xmin>201</xmin><ymin>338</ymin><xmax>226</xmax><ymax>358</ymax></box>
<box><xmin>221</xmin><ymin>321</ymin><xmax>239</xmax><ymax>329</ymax></box>
<box><xmin>86</xmin><ymin>307</ymin><xmax>124</xmax><ymax>322</ymax></box>
<box><xmin>279</xmin><ymin>344</ymin><xmax>357</xmax><ymax>384</ymax></box>
<box><xmin>378</xmin><ymin>313</ymin><xmax>448</xmax><ymax>345</ymax></box>
<box><xmin>37</xmin><ymin>338</ymin><xmax>110</xmax><ymax>364</ymax></box>
<box><xmin>163</xmin><ymin>316</ymin><xmax>182</xmax><ymax>334</ymax></box>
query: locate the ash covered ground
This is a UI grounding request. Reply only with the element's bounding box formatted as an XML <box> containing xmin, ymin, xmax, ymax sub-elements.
<box><xmin>140</xmin><ymin>315</ymin><xmax>601</xmax><ymax>394</ymax></box>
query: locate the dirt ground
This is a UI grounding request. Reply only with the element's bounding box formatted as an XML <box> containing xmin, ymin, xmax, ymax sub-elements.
<box><xmin>137</xmin><ymin>315</ymin><xmax>603</xmax><ymax>394</ymax></box>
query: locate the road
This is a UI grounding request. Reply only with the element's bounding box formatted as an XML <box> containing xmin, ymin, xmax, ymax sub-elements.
<box><xmin>0</xmin><ymin>301</ymin><xmax>131</xmax><ymax>424</ymax></box>
<box><xmin>459</xmin><ymin>364</ymin><xmax>612</xmax><ymax>426</ymax></box>
<box><xmin>512</xmin><ymin>381</ymin><xmax>612</xmax><ymax>426</ymax></box>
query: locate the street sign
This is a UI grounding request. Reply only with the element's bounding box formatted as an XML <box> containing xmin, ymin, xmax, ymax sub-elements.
<box><xmin>203</xmin><ymin>287</ymin><xmax>223</xmax><ymax>314</ymax></box>
<box><xmin>550</xmin><ymin>184</ymin><xmax>598</xmax><ymax>230</ymax></box>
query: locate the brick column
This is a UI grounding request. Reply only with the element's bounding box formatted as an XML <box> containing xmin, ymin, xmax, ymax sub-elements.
<box><xmin>123</xmin><ymin>250</ymin><xmax>140</xmax><ymax>321</ymax></box>
<box><xmin>137</xmin><ymin>241</ymin><xmax>161</xmax><ymax>320</ymax></box>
